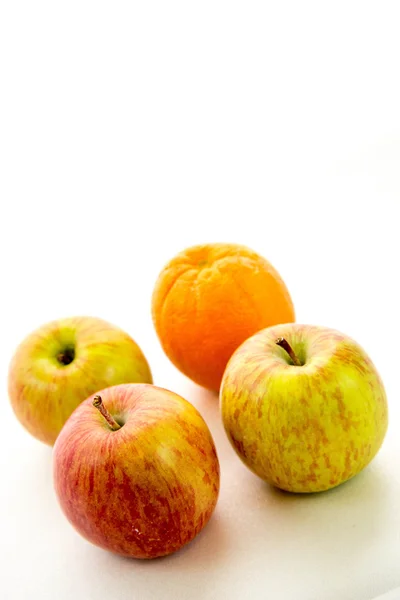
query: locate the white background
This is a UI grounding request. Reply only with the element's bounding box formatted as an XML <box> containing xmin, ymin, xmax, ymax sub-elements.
<box><xmin>1</xmin><ymin>2</ymin><xmax>400</xmax><ymax>599</ymax></box>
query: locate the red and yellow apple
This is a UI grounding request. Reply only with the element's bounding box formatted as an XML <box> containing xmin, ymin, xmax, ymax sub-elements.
<box><xmin>220</xmin><ymin>323</ymin><xmax>388</xmax><ymax>493</ymax></box>
<box><xmin>53</xmin><ymin>384</ymin><xmax>220</xmax><ymax>559</ymax></box>
<box><xmin>8</xmin><ymin>316</ymin><xmax>152</xmax><ymax>445</ymax></box>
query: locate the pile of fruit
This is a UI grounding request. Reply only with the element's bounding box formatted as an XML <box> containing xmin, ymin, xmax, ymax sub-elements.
<box><xmin>8</xmin><ymin>243</ymin><xmax>388</xmax><ymax>559</ymax></box>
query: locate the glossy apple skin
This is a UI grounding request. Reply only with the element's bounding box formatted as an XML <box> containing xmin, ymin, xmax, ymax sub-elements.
<box><xmin>53</xmin><ymin>384</ymin><xmax>220</xmax><ymax>559</ymax></box>
<box><xmin>8</xmin><ymin>317</ymin><xmax>152</xmax><ymax>445</ymax></box>
<box><xmin>220</xmin><ymin>324</ymin><xmax>388</xmax><ymax>493</ymax></box>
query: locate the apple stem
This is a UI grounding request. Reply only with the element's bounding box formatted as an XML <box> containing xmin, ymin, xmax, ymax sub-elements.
<box><xmin>92</xmin><ymin>395</ymin><xmax>121</xmax><ymax>431</ymax></box>
<box><xmin>275</xmin><ymin>337</ymin><xmax>301</xmax><ymax>366</ymax></box>
<box><xmin>57</xmin><ymin>347</ymin><xmax>75</xmax><ymax>365</ymax></box>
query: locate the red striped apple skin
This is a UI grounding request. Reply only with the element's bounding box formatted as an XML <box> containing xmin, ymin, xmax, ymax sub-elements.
<box><xmin>220</xmin><ymin>324</ymin><xmax>388</xmax><ymax>493</ymax></box>
<box><xmin>53</xmin><ymin>384</ymin><xmax>220</xmax><ymax>559</ymax></box>
<box><xmin>8</xmin><ymin>316</ymin><xmax>152</xmax><ymax>445</ymax></box>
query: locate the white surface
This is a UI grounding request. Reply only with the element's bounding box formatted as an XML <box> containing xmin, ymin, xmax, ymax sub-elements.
<box><xmin>1</xmin><ymin>2</ymin><xmax>400</xmax><ymax>599</ymax></box>
<box><xmin>374</xmin><ymin>590</ymin><xmax>400</xmax><ymax>600</ymax></box>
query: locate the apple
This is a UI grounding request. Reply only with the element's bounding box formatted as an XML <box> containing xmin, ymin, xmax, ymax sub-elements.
<box><xmin>220</xmin><ymin>323</ymin><xmax>388</xmax><ymax>493</ymax></box>
<box><xmin>53</xmin><ymin>383</ymin><xmax>220</xmax><ymax>559</ymax></box>
<box><xmin>8</xmin><ymin>316</ymin><xmax>152</xmax><ymax>445</ymax></box>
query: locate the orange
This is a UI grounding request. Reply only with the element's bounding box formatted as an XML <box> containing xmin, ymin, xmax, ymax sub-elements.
<box><xmin>151</xmin><ymin>243</ymin><xmax>295</xmax><ymax>391</ymax></box>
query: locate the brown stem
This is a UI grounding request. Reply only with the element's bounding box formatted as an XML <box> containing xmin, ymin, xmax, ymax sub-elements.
<box><xmin>92</xmin><ymin>395</ymin><xmax>121</xmax><ymax>431</ymax></box>
<box><xmin>57</xmin><ymin>347</ymin><xmax>75</xmax><ymax>365</ymax></box>
<box><xmin>275</xmin><ymin>337</ymin><xmax>301</xmax><ymax>366</ymax></box>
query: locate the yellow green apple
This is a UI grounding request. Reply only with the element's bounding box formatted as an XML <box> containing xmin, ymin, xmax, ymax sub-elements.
<box><xmin>53</xmin><ymin>384</ymin><xmax>220</xmax><ymax>558</ymax></box>
<box><xmin>8</xmin><ymin>316</ymin><xmax>152</xmax><ymax>445</ymax></box>
<box><xmin>220</xmin><ymin>323</ymin><xmax>388</xmax><ymax>493</ymax></box>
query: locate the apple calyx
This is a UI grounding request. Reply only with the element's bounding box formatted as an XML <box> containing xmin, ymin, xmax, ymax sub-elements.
<box><xmin>92</xmin><ymin>395</ymin><xmax>121</xmax><ymax>431</ymax></box>
<box><xmin>275</xmin><ymin>337</ymin><xmax>302</xmax><ymax>366</ymax></box>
